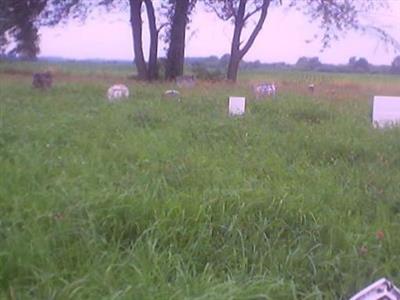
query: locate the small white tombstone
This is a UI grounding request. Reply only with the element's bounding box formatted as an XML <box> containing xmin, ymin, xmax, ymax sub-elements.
<box><xmin>228</xmin><ymin>97</ymin><xmax>246</xmax><ymax>116</ymax></box>
<box><xmin>163</xmin><ymin>89</ymin><xmax>181</xmax><ymax>101</ymax></box>
<box><xmin>350</xmin><ymin>278</ymin><xmax>400</xmax><ymax>300</ymax></box>
<box><xmin>372</xmin><ymin>96</ymin><xmax>400</xmax><ymax>128</ymax></box>
<box><xmin>107</xmin><ymin>84</ymin><xmax>129</xmax><ymax>102</ymax></box>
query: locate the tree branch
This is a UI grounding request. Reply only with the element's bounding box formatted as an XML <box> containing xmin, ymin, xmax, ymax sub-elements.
<box><xmin>243</xmin><ymin>5</ymin><xmax>262</xmax><ymax>22</ymax></box>
<box><xmin>157</xmin><ymin>22</ymin><xmax>168</xmax><ymax>34</ymax></box>
<box><xmin>239</xmin><ymin>0</ymin><xmax>271</xmax><ymax>58</ymax></box>
<box><xmin>226</xmin><ymin>0</ymin><xmax>237</xmax><ymax>18</ymax></box>
<box><xmin>211</xmin><ymin>5</ymin><xmax>232</xmax><ymax>20</ymax></box>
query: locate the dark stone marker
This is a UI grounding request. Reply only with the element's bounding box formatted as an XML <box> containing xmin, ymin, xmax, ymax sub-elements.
<box><xmin>32</xmin><ymin>72</ymin><xmax>53</xmax><ymax>89</ymax></box>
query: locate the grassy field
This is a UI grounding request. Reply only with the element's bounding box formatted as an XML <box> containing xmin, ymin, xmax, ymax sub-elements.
<box><xmin>1</xmin><ymin>62</ymin><xmax>400</xmax><ymax>299</ymax></box>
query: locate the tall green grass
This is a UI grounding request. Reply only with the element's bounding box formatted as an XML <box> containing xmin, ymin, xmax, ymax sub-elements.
<box><xmin>1</xmin><ymin>67</ymin><xmax>400</xmax><ymax>299</ymax></box>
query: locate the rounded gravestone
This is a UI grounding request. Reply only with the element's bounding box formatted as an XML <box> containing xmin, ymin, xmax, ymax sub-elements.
<box><xmin>107</xmin><ymin>84</ymin><xmax>130</xmax><ymax>102</ymax></box>
<box><xmin>163</xmin><ymin>89</ymin><xmax>181</xmax><ymax>101</ymax></box>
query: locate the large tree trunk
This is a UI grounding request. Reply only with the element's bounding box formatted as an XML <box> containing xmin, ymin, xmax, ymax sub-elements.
<box><xmin>165</xmin><ymin>0</ymin><xmax>190</xmax><ymax>80</ymax></box>
<box><xmin>227</xmin><ymin>54</ymin><xmax>241</xmax><ymax>82</ymax></box>
<box><xmin>226</xmin><ymin>0</ymin><xmax>246</xmax><ymax>82</ymax></box>
<box><xmin>129</xmin><ymin>0</ymin><xmax>148</xmax><ymax>80</ymax></box>
<box><xmin>227</xmin><ymin>0</ymin><xmax>270</xmax><ymax>82</ymax></box>
<box><xmin>144</xmin><ymin>0</ymin><xmax>159</xmax><ymax>81</ymax></box>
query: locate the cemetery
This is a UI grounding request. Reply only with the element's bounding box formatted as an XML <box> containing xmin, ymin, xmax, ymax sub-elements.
<box><xmin>2</xmin><ymin>0</ymin><xmax>400</xmax><ymax>297</ymax></box>
<box><xmin>1</xmin><ymin>61</ymin><xmax>400</xmax><ymax>299</ymax></box>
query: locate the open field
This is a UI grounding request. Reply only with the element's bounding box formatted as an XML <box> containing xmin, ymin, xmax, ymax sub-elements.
<box><xmin>1</xmin><ymin>62</ymin><xmax>400</xmax><ymax>299</ymax></box>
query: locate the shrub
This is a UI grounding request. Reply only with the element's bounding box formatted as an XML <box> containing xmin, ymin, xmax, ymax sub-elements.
<box><xmin>191</xmin><ymin>63</ymin><xmax>225</xmax><ymax>81</ymax></box>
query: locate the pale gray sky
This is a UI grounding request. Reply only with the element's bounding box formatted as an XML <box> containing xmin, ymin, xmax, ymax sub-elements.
<box><xmin>39</xmin><ymin>1</ymin><xmax>400</xmax><ymax>65</ymax></box>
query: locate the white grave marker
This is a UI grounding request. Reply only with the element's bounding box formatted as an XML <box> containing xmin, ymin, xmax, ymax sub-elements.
<box><xmin>350</xmin><ymin>278</ymin><xmax>400</xmax><ymax>300</ymax></box>
<box><xmin>253</xmin><ymin>82</ymin><xmax>276</xmax><ymax>98</ymax></box>
<box><xmin>229</xmin><ymin>97</ymin><xmax>246</xmax><ymax>116</ymax></box>
<box><xmin>107</xmin><ymin>84</ymin><xmax>129</xmax><ymax>102</ymax></box>
<box><xmin>372</xmin><ymin>96</ymin><xmax>400</xmax><ymax>128</ymax></box>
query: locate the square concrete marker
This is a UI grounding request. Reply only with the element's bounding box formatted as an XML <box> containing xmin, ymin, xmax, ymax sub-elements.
<box><xmin>373</xmin><ymin>96</ymin><xmax>400</xmax><ymax>128</ymax></box>
<box><xmin>349</xmin><ymin>278</ymin><xmax>400</xmax><ymax>300</ymax></box>
<box><xmin>229</xmin><ymin>97</ymin><xmax>246</xmax><ymax>116</ymax></box>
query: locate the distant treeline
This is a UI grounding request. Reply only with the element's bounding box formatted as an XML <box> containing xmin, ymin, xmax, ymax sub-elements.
<box><xmin>185</xmin><ymin>55</ymin><xmax>400</xmax><ymax>76</ymax></box>
<box><xmin>2</xmin><ymin>54</ymin><xmax>400</xmax><ymax>77</ymax></box>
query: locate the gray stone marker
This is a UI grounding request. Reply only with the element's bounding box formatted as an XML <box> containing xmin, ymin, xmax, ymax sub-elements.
<box><xmin>176</xmin><ymin>75</ymin><xmax>196</xmax><ymax>88</ymax></box>
<box><xmin>372</xmin><ymin>96</ymin><xmax>400</xmax><ymax>128</ymax></box>
<box><xmin>349</xmin><ymin>278</ymin><xmax>400</xmax><ymax>300</ymax></box>
<box><xmin>163</xmin><ymin>90</ymin><xmax>181</xmax><ymax>101</ymax></box>
<box><xmin>229</xmin><ymin>97</ymin><xmax>246</xmax><ymax>116</ymax></box>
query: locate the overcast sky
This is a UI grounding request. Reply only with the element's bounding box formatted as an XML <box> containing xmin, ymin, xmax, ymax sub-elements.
<box><xmin>39</xmin><ymin>1</ymin><xmax>400</xmax><ymax>65</ymax></box>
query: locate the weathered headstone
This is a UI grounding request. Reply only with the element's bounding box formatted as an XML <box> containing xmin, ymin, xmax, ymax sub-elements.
<box><xmin>350</xmin><ymin>278</ymin><xmax>400</xmax><ymax>300</ymax></box>
<box><xmin>32</xmin><ymin>71</ymin><xmax>53</xmax><ymax>89</ymax></box>
<box><xmin>176</xmin><ymin>75</ymin><xmax>196</xmax><ymax>88</ymax></box>
<box><xmin>163</xmin><ymin>90</ymin><xmax>181</xmax><ymax>101</ymax></box>
<box><xmin>253</xmin><ymin>82</ymin><xmax>276</xmax><ymax>99</ymax></box>
<box><xmin>229</xmin><ymin>97</ymin><xmax>246</xmax><ymax>116</ymax></box>
<box><xmin>372</xmin><ymin>96</ymin><xmax>400</xmax><ymax>128</ymax></box>
<box><xmin>107</xmin><ymin>84</ymin><xmax>129</xmax><ymax>102</ymax></box>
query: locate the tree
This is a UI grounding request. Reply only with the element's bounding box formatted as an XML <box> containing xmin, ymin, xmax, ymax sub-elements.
<box><xmin>290</xmin><ymin>0</ymin><xmax>399</xmax><ymax>50</ymax></box>
<box><xmin>164</xmin><ymin>0</ymin><xmax>198</xmax><ymax>80</ymax></box>
<box><xmin>165</xmin><ymin>0</ymin><xmax>190</xmax><ymax>80</ymax></box>
<box><xmin>348</xmin><ymin>56</ymin><xmax>370</xmax><ymax>73</ymax></box>
<box><xmin>0</xmin><ymin>1</ymin><xmax>11</xmax><ymax>55</ymax></box>
<box><xmin>204</xmin><ymin>0</ymin><xmax>271</xmax><ymax>81</ymax></box>
<box><xmin>204</xmin><ymin>0</ymin><xmax>398</xmax><ymax>82</ymax></box>
<box><xmin>41</xmin><ymin>0</ymin><xmax>158</xmax><ymax>80</ymax></box>
<box><xmin>2</xmin><ymin>0</ymin><xmax>162</xmax><ymax>80</ymax></box>
<box><xmin>144</xmin><ymin>0</ymin><xmax>160</xmax><ymax>80</ymax></box>
<box><xmin>219</xmin><ymin>53</ymin><xmax>231</xmax><ymax>68</ymax></box>
<box><xmin>391</xmin><ymin>56</ymin><xmax>400</xmax><ymax>74</ymax></box>
<box><xmin>128</xmin><ymin>0</ymin><xmax>162</xmax><ymax>80</ymax></box>
<box><xmin>355</xmin><ymin>58</ymin><xmax>370</xmax><ymax>72</ymax></box>
<box><xmin>1</xmin><ymin>0</ymin><xmax>47</xmax><ymax>60</ymax></box>
<box><xmin>129</xmin><ymin>0</ymin><xmax>147</xmax><ymax>80</ymax></box>
<box><xmin>296</xmin><ymin>56</ymin><xmax>322</xmax><ymax>70</ymax></box>
<box><xmin>1</xmin><ymin>0</ymin><xmax>106</xmax><ymax>59</ymax></box>
<box><xmin>348</xmin><ymin>56</ymin><xmax>357</xmax><ymax>67</ymax></box>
